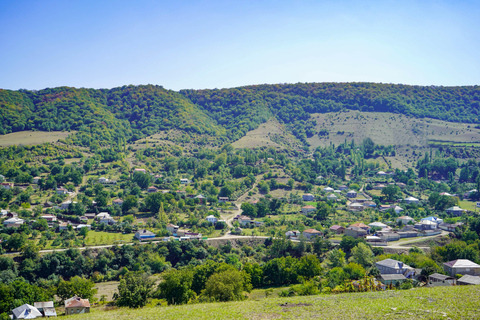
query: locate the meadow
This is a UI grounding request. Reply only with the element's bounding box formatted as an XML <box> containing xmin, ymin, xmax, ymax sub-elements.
<box><xmin>0</xmin><ymin>130</ymin><xmax>75</xmax><ymax>146</ymax></box>
<box><xmin>63</xmin><ymin>285</ymin><xmax>480</xmax><ymax>320</ymax></box>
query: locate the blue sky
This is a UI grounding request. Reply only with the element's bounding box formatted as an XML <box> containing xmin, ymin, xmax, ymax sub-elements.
<box><xmin>0</xmin><ymin>0</ymin><xmax>479</xmax><ymax>91</ymax></box>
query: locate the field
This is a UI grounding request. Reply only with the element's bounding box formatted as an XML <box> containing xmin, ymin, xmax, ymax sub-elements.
<box><xmin>306</xmin><ymin>111</ymin><xmax>480</xmax><ymax>149</ymax></box>
<box><xmin>84</xmin><ymin>231</ymin><xmax>134</xmax><ymax>246</ymax></box>
<box><xmin>63</xmin><ymin>285</ymin><xmax>480</xmax><ymax>320</ymax></box>
<box><xmin>0</xmin><ymin>130</ymin><xmax>75</xmax><ymax>146</ymax></box>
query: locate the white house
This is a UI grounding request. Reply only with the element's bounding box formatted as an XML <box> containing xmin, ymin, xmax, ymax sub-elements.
<box><xmin>404</xmin><ymin>196</ymin><xmax>420</xmax><ymax>204</ymax></box>
<box><xmin>135</xmin><ymin>229</ymin><xmax>156</xmax><ymax>240</ymax></box>
<box><xmin>166</xmin><ymin>223</ymin><xmax>179</xmax><ymax>235</ymax></box>
<box><xmin>206</xmin><ymin>215</ymin><xmax>218</xmax><ymax>224</ymax></box>
<box><xmin>56</xmin><ymin>187</ymin><xmax>68</xmax><ymax>195</ymax></box>
<box><xmin>112</xmin><ymin>198</ymin><xmax>124</xmax><ymax>206</ymax></box>
<box><xmin>396</xmin><ymin>216</ymin><xmax>415</xmax><ymax>225</ymax></box>
<box><xmin>323</xmin><ymin>187</ymin><xmax>334</xmax><ymax>192</ymax></box>
<box><xmin>3</xmin><ymin>217</ymin><xmax>24</xmax><ymax>228</ymax></box>
<box><xmin>301</xmin><ymin>205</ymin><xmax>316</xmax><ymax>214</ymax></box>
<box><xmin>446</xmin><ymin>206</ymin><xmax>466</xmax><ymax>216</ymax></box>
<box><xmin>376</xmin><ymin>259</ymin><xmax>413</xmax><ymax>275</ymax></box>
<box><xmin>327</xmin><ymin>194</ymin><xmax>338</xmax><ymax>201</ymax></box>
<box><xmin>180</xmin><ymin>178</ymin><xmax>190</xmax><ymax>184</ymax></box>
<box><xmin>421</xmin><ymin>216</ymin><xmax>444</xmax><ymax>225</ymax></box>
<box><xmin>302</xmin><ymin>193</ymin><xmax>315</xmax><ymax>201</ymax></box>
<box><xmin>346</xmin><ymin>190</ymin><xmax>357</xmax><ymax>198</ymax></box>
<box><xmin>98</xmin><ymin>177</ymin><xmax>109</xmax><ymax>184</ymax></box>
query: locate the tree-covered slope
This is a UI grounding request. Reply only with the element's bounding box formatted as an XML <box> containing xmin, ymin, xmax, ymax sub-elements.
<box><xmin>1</xmin><ymin>83</ymin><xmax>479</xmax><ymax>147</ymax></box>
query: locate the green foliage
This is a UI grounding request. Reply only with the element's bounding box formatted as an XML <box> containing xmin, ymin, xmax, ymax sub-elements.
<box><xmin>156</xmin><ymin>269</ymin><xmax>196</xmax><ymax>305</ymax></box>
<box><xmin>201</xmin><ymin>269</ymin><xmax>249</xmax><ymax>302</ymax></box>
<box><xmin>56</xmin><ymin>276</ymin><xmax>98</xmax><ymax>302</ymax></box>
<box><xmin>115</xmin><ymin>272</ymin><xmax>155</xmax><ymax>308</ymax></box>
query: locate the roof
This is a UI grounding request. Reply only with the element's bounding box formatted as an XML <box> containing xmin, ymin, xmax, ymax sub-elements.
<box><xmin>349</xmin><ymin>203</ymin><xmax>363</xmax><ymax>207</ymax></box>
<box><xmin>380</xmin><ymin>274</ymin><xmax>407</xmax><ymax>281</ymax></box>
<box><xmin>350</xmin><ymin>222</ymin><xmax>370</xmax><ymax>228</ymax></box>
<box><xmin>376</xmin><ymin>259</ymin><xmax>412</xmax><ymax>270</ymax></box>
<box><xmin>405</xmin><ymin>196</ymin><xmax>419</xmax><ymax>201</ymax></box>
<box><xmin>330</xmin><ymin>225</ymin><xmax>344</xmax><ymax>230</ymax></box>
<box><xmin>444</xmin><ymin>259</ymin><xmax>480</xmax><ymax>268</ymax></box>
<box><xmin>195</xmin><ymin>195</ymin><xmax>206</xmax><ymax>199</ymax></box>
<box><xmin>429</xmin><ymin>273</ymin><xmax>454</xmax><ymax>281</ymax></box>
<box><xmin>303</xmin><ymin>228</ymin><xmax>322</xmax><ymax>234</ymax></box>
<box><xmin>302</xmin><ymin>205</ymin><xmax>316</xmax><ymax>209</ymax></box>
<box><xmin>33</xmin><ymin>301</ymin><xmax>54</xmax><ymax>309</ymax></box>
<box><xmin>398</xmin><ymin>215</ymin><xmax>413</xmax><ymax>220</ymax></box>
<box><xmin>167</xmin><ymin>223</ymin><xmax>178</xmax><ymax>228</ymax></box>
<box><xmin>12</xmin><ymin>304</ymin><xmax>43</xmax><ymax>319</ymax></box>
<box><xmin>419</xmin><ymin>220</ymin><xmax>437</xmax><ymax>225</ymax></box>
<box><xmin>457</xmin><ymin>275</ymin><xmax>480</xmax><ymax>285</ymax></box>
<box><xmin>206</xmin><ymin>215</ymin><xmax>217</xmax><ymax>219</ymax></box>
<box><xmin>346</xmin><ymin>226</ymin><xmax>367</xmax><ymax>232</ymax></box>
<box><xmin>446</xmin><ymin>206</ymin><xmax>465</xmax><ymax>211</ymax></box>
<box><xmin>136</xmin><ymin>229</ymin><xmax>155</xmax><ymax>236</ymax></box>
<box><xmin>347</xmin><ymin>190</ymin><xmax>357</xmax><ymax>193</ymax></box>
<box><xmin>369</xmin><ymin>222</ymin><xmax>388</xmax><ymax>228</ymax></box>
<box><xmin>65</xmin><ymin>296</ymin><xmax>90</xmax><ymax>308</ymax></box>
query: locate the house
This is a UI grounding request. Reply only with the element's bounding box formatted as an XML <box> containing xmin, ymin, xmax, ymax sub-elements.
<box><xmin>0</xmin><ymin>209</ymin><xmax>7</xmax><ymax>217</ymax></box>
<box><xmin>329</xmin><ymin>225</ymin><xmax>345</xmax><ymax>234</ymax></box>
<box><xmin>3</xmin><ymin>217</ymin><xmax>24</xmax><ymax>228</ymax></box>
<box><xmin>446</xmin><ymin>206</ymin><xmax>466</xmax><ymax>216</ymax></box>
<box><xmin>180</xmin><ymin>178</ymin><xmax>190</xmax><ymax>184</ymax></box>
<box><xmin>286</xmin><ymin>230</ymin><xmax>301</xmax><ymax>239</ymax></box>
<box><xmin>147</xmin><ymin>186</ymin><xmax>158</xmax><ymax>193</ymax></box>
<box><xmin>112</xmin><ymin>198</ymin><xmax>124</xmax><ymax>206</ymax></box>
<box><xmin>379</xmin><ymin>274</ymin><xmax>407</xmax><ymax>285</ymax></box>
<box><xmin>379</xmin><ymin>232</ymin><xmax>401</xmax><ymax>242</ymax></box>
<box><xmin>43</xmin><ymin>201</ymin><xmax>54</xmax><ymax>208</ymax></box>
<box><xmin>379</xmin><ymin>205</ymin><xmax>392</xmax><ymax>211</ymax></box>
<box><xmin>414</xmin><ymin>220</ymin><xmax>437</xmax><ymax>230</ymax></box>
<box><xmin>323</xmin><ymin>187</ymin><xmax>334</xmax><ymax>192</ymax></box>
<box><xmin>100</xmin><ymin>216</ymin><xmax>116</xmax><ymax>225</ymax></box>
<box><xmin>344</xmin><ymin>226</ymin><xmax>367</xmax><ymax>238</ymax></box>
<box><xmin>194</xmin><ymin>194</ymin><xmax>206</xmax><ymax>204</ymax></box>
<box><xmin>303</xmin><ymin>228</ymin><xmax>323</xmax><ymax>240</ymax></box>
<box><xmin>79</xmin><ymin>216</ymin><xmax>88</xmax><ymax>222</ymax></box>
<box><xmin>59</xmin><ymin>200</ymin><xmax>76</xmax><ymax>210</ymax></box>
<box><xmin>64</xmin><ymin>296</ymin><xmax>90</xmax><ymax>315</ymax></box>
<box><xmin>350</xmin><ymin>222</ymin><xmax>371</xmax><ymax>232</ymax></box>
<box><xmin>396</xmin><ymin>216</ymin><xmax>415</xmax><ymax>225</ymax></box>
<box><xmin>41</xmin><ymin>214</ymin><xmax>57</xmax><ymax>222</ymax></box>
<box><xmin>327</xmin><ymin>194</ymin><xmax>338</xmax><ymax>201</ymax></box>
<box><xmin>348</xmin><ymin>202</ymin><xmax>364</xmax><ymax>211</ymax></box>
<box><xmin>235</xmin><ymin>215</ymin><xmax>253</xmax><ymax>226</ymax></box>
<box><xmin>218</xmin><ymin>197</ymin><xmax>229</xmax><ymax>203</ymax></box>
<box><xmin>346</xmin><ymin>190</ymin><xmax>357</xmax><ymax>198</ymax></box>
<box><xmin>56</xmin><ymin>187</ymin><xmax>68</xmax><ymax>195</ymax></box>
<box><xmin>376</xmin><ymin>259</ymin><xmax>413</xmax><ymax>274</ymax></box>
<box><xmin>301</xmin><ymin>205</ymin><xmax>316</xmax><ymax>214</ymax></box>
<box><xmin>135</xmin><ymin>229</ymin><xmax>156</xmax><ymax>240</ymax></box>
<box><xmin>457</xmin><ymin>275</ymin><xmax>480</xmax><ymax>285</ymax></box>
<box><xmin>58</xmin><ymin>222</ymin><xmax>69</xmax><ymax>231</ymax></box>
<box><xmin>32</xmin><ymin>177</ymin><xmax>41</xmax><ymax>184</ymax></box>
<box><xmin>374</xmin><ymin>184</ymin><xmax>386</xmax><ymax>190</ymax></box>
<box><xmin>428</xmin><ymin>273</ymin><xmax>456</xmax><ymax>285</ymax></box>
<box><xmin>404</xmin><ymin>196</ymin><xmax>420</xmax><ymax>204</ymax></box>
<box><xmin>98</xmin><ymin>177</ymin><xmax>109</xmax><ymax>184</ymax></box>
<box><xmin>85</xmin><ymin>213</ymin><xmax>96</xmax><ymax>219</ymax></box>
<box><xmin>133</xmin><ymin>168</ymin><xmax>147</xmax><ymax>174</ymax></box>
<box><xmin>302</xmin><ymin>193</ymin><xmax>315</xmax><ymax>201</ymax></box>
<box><xmin>368</xmin><ymin>222</ymin><xmax>388</xmax><ymax>229</ymax></box>
<box><xmin>34</xmin><ymin>301</ymin><xmax>57</xmax><ymax>317</ymax></box>
<box><xmin>206</xmin><ymin>215</ymin><xmax>218</xmax><ymax>224</ymax></box>
<box><xmin>421</xmin><ymin>216</ymin><xmax>444</xmax><ymax>225</ymax></box>
<box><xmin>0</xmin><ymin>182</ymin><xmax>14</xmax><ymax>190</ymax></box>
<box><xmin>377</xmin><ymin>171</ymin><xmax>387</xmax><ymax>176</ymax></box>
<box><xmin>96</xmin><ymin>212</ymin><xmax>110</xmax><ymax>220</ymax></box>
<box><xmin>76</xmin><ymin>224</ymin><xmax>91</xmax><ymax>230</ymax></box>
<box><xmin>11</xmin><ymin>304</ymin><xmax>43</xmax><ymax>319</ymax></box>
<box><xmin>339</xmin><ymin>185</ymin><xmax>348</xmax><ymax>191</ymax></box>
<box><xmin>363</xmin><ymin>201</ymin><xmax>377</xmax><ymax>208</ymax></box>
<box><xmin>393</xmin><ymin>206</ymin><xmax>404</xmax><ymax>214</ymax></box>
<box><xmin>439</xmin><ymin>222</ymin><xmax>460</xmax><ymax>232</ymax></box>
<box><xmin>166</xmin><ymin>223</ymin><xmax>179</xmax><ymax>235</ymax></box>
<box><xmin>443</xmin><ymin>259</ymin><xmax>480</xmax><ymax>277</ymax></box>
<box><xmin>463</xmin><ymin>189</ymin><xmax>477</xmax><ymax>199</ymax></box>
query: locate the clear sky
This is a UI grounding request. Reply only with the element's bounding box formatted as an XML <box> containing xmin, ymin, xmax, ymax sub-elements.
<box><xmin>0</xmin><ymin>0</ymin><xmax>479</xmax><ymax>91</ymax></box>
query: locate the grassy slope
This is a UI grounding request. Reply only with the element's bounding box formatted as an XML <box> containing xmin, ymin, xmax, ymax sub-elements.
<box><xmin>65</xmin><ymin>285</ymin><xmax>480</xmax><ymax>320</ymax></box>
<box><xmin>0</xmin><ymin>130</ymin><xmax>75</xmax><ymax>146</ymax></box>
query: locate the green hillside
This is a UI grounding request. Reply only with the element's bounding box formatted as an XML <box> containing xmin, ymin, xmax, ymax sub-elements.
<box><xmin>64</xmin><ymin>285</ymin><xmax>480</xmax><ymax>320</ymax></box>
<box><xmin>1</xmin><ymin>83</ymin><xmax>479</xmax><ymax>147</ymax></box>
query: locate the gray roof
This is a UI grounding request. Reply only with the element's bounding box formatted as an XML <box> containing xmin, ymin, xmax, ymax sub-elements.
<box><xmin>444</xmin><ymin>259</ymin><xmax>480</xmax><ymax>268</ymax></box>
<box><xmin>380</xmin><ymin>274</ymin><xmax>407</xmax><ymax>281</ymax></box>
<box><xmin>457</xmin><ymin>275</ymin><xmax>480</xmax><ymax>285</ymax></box>
<box><xmin>12</xmin><ymin>304</ymin><xmax>42</xmax><ymax>319</ymax></box>
<box><xmin>376</xmin><ymin>259</ymin><xmax>412</xmax><ymax>270</ymax></box>
<box><xmin>429</xmin><ymin>273</ymin><xmax>454</xmax><ymax>281</ymax></box>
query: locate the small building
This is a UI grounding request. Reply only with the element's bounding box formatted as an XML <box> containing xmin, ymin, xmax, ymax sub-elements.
<box><xmin>41</xmin><ymin>214</ymin><xmax>57</xmax><ymax>222</ymax></box>
<box><xmin>235</xmin><ymin>215</ymin><xmax>253</xmax><ymax>226</ymax></box>
<box><xmin>346</xmin><ymin>190</ymin><xmax>357</xmax><ymax>198</ymax></box>
<box><xmin>76</xmin><ymin>224</ymin><xmax>91</xmax><ymax>230</ymax></box>
<box><xmin>194</xmin><ymin>194</ymin><xmax>206</xmax><ymax>204</ymax></box>
<box><xmin>379</xmin><ymin>232</ymin><xmax>401</xmax><ymax>242</ymax></box>
<box><xmin>218</xmin><ymin>197</ymin><xmax>229</xmax><ymax>203</ymax></box>
<box><xmin>286</xmin><ymin>230</ymin><xmax>301</xmax><ymax>239</ymax></box>
<box><xmin>327</xmin><ymin>194</ymin><xmax>338</xmax><ymax>201</ymax></box>
<box><xmin>345</xmin><ymin>226</ymin><xmax>367</xmax><ymax>238</ymax></box>
<box><xmin>79</xmin><ymin>216</ymin><xmax>88</xmax><ymax>222</ymax></box>
<box><xmin>3</xmin><ymin>217</ymin><xmax>24</xmax><ymax>228</ymax></box>
<box><xmin>166</xmin><ymin>223</ymin><xmax>179</xmax><ymax>235</ymax></box>
<box><xmin>404</xmin><ymin>196</ymin><xmax>420</xmax><ymax>204</ymax></box>
<box><xmin>338</xmin><ymin>185</ymin><xmax>348</xmax><ymax>191</ymax></box>
<box><xmin>0</xmin><ymin>209</ymin><xmax>7</xmax><ymax>217</ymax></box>
<box><xmin>112</xmin><ymin>198</ymin><xmax>124</xmax><ymax>206</ymax></box>
<box><xmin>302</xmin><ymin>193</ymin><xmax>315</xmax><ymax>201</ymax></box>
<box><xmin>376</xmin><ymin>259</ymin><xmax>412</xmax><ymax>274</ymax></box>
<box><xmin>98</xmin><ymin>177</ymin><xmax>109</xmax><ymax>184</ymax></box>
<box><xmin>379</xmin><ymin>274</ymin><xmax>407</xmax><ymax>285</ymax></box>
<box><xmin>32</xmin><ymin>177</ymin><xmax>41</xmax><ymax>184</ymax></box>
<box><xmin>147</xmin><ymin>186</ymin><xmax>158</xmax><ymax>193</ymax></box>
<box><xmin>377</xmin><ymin>171</ymin><xmax>387</xmax><ymax>176</ymax></box>
<box><xmin>323</xmin><ymin>187</ymin><xmax>334</xmax><ymax>192</ymax></box>
<box><xmin>393</xmin><ymin>206</ymin><xmax>404</xmax><ymax>214</ymax></box>
<box><xmin>396</xmin><ymin>216</ymin><xmax>415</xmax><ymax>225</ymax></box>
<box><xmin>58</xmin><ymin>222</ymin><xmax>69</xmax><ymax>231</ymax></box>
<box><xmin>34</xmin><ymin>301</ymin><xmax>57</xmax><ymax>317</ymax></box>
<box><xmin>329</xmin><ymin>225</ymin><xmax>345</xmax><ymax>234</ymax></box>
<box><xmin>439</xmin><ymin>223</ymin><xmax>460</xmax><ymax>232</ymax></box>
<box><xmin>85</xmin><ymin>213</ymin><xmax>96</xmax><ymax>219</ymax></box>
<box><xmin>443</xmin><ymin>259</ymin><xmax>480</xmax><ymax>277</ymax></box>
<box><xmin>180</xmin><ymin>178</ymin><xmax>190</xmax><ymax>184</ymax></box>
<box><xmin>303</xmin><ymin>228</ymin><xmax>323</xmax><ymax>240</ymax></box>
<box><xmin>421</xmin><ymin>216</ymin><xmax>444</xmax><ymax>225</ymax></box>
<box><xmin>133</xmin><ymin>168</ymin><xmax>147</xmax><ymax>174</ymax></box>
<box><xmin>428</xmin><ymin>273</ymin><xmax>456</xmax><ymax>285</ymax></box>
<box><xmin>368</xmin><ymin>221</ymin><xmax>388</xmax><ymax>229</ymax></box>
<box><xmin>301</xmin><ymin>205</ymin><xmax>316</xmax><ymax>214</ymax></box>
<box><xmin>135</xmin><ymin>229</ymin><xmax>156</xmax><ymax>240</ymax></box>
<box><xmin>65</xmin><ymin>296</ymin><xmax>90</xmax><ymax>315</ymax></box>
<box><xmin>350</xmin><ymin>222</ymin><xmax>371</xmax><ymax>232</ymax></box>
<box><xmin>414</xmin><ymin>220</ymin><xmax>437</xmax><ymax>230</ymax></box>
<box><xmin>56</xmin><ymin>187</ymin><xmax>68</xmax><ymax>195</ymax></box>
<box><xmin>445</xmin><ymin>206</ymin><xmax>466</xmax><ymax>216</ymax></box>
<box><xmin>206</xmin><ymin>215</ymin><xmax>218</xmax><ymax>224</ymax></box>
<box><xmin>363</xmin><ymin>201</ymin><xmax>377</xmax><ymax>208</ymax></box>
<box><xmin>11</xmin><ymin>304</ymin><xmax>43</xmax><ymax>319</ymax></box>
<box><xmin>0</xmin><ymin>182</ymin><xmax>14</xmax><ymax>190</ymax></box>
<box><xmin>348</xmin><ymin>202</ymin><xmax>364</xmax><ymax>211</ymax></box>
<box><xmin>457</xmin><ymin>275</ymin><xmax>480</xmax><ymax>286</ymax></box>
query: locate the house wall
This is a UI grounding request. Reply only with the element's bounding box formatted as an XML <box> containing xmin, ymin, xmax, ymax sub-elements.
<box><xmin>66</xmin><ymin>307</ymin><xmax>90</xmax><ymax>315</ymax></box>
<box><xmin>444</xmin><ymin>266</ymin><xmax>480</xmax><ymax>277</ymax></box>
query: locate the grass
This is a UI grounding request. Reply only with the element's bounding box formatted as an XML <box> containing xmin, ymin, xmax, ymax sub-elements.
<box><xmin>84</xmin><ymin>231</ymin><xmax>134</xmax><ymax>246</ymax></box>
<box><xmin>63</xmin><ymin>285</ymin><xmax>480</xmax><ymax>320</ymax></box>
<box><xmin>459</xmin><ymin>200</ymin><xmax>479</xmax><ymax>212</ymax></box>
<box><xmin>0</xmin><ymin>130</ymin><xmax>75</xmax><ymax>146</ymax></box>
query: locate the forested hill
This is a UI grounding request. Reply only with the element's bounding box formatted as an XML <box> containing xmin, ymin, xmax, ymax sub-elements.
<box><xmin>1</xmin><ymin>83</ymin><xmax>479</xmax><ymax>147</ymax></box>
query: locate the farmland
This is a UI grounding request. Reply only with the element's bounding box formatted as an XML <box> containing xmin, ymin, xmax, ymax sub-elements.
<box><xmin>0</xmin><ymin>130</ymin><xmax>75</xmax><ymax>146</ymax></box>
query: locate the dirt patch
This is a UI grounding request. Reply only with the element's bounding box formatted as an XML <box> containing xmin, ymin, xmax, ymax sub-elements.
<box><xmin>279</xmin><ymin>302</ymin><xmax>312</xmax><ymax>308</ymax></box>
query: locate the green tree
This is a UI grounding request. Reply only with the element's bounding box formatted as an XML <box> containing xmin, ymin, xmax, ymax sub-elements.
<box><xmin>115</xmin><ymin>272</ymin><xmax>154</xmax><ymax>308</ymax></box>
<box><xmin>201</xmin><ymin>269</ymin><xmax>249</xmax><ymax>302</ymax></box>
<box><xmin>381</xmin><ymin>185</ymin><xmax>400</xmax><ymax>202</ymax></box>
<box><xmin>156</xmin><ymin>269</ymin><xmax>195</xmax><ymax>305</ymax></box>
<box><xmin>348</xmin><ymin>243</ymin><xmax>375</xmax><ymax>268</ymax></box>
<box><xmin>56</xmin><ymin>276</ymin><xmax>98</xmax><ymax>302</ymax></box>
<box><xmin>325</xmin><ymin>249</ymin><xmax>346</xmax><ymax>269</ymax></box>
